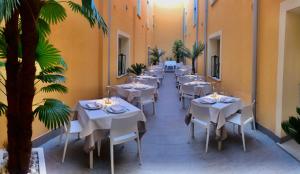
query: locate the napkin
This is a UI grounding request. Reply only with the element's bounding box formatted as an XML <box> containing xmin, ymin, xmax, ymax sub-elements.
<box><xmin>198</xmin><ymin>97</ymin><xmax>217</xmax><ymax>104</ymax></box>
<box><xmin>219</xmin><ymin>97</ymin><xmax>236</xmax><ymax>103</ymax></box>
<box><xmin>110</xmin><ymin>105</ymin><xmax>125</xmax><ymax>112</ymax></box>
<box><xmin>85</xmin><ymin>102</ymin><xmax>101</xmax><ymax>109</ymax></box>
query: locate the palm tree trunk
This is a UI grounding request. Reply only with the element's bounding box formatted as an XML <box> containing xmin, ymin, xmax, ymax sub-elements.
<box><xmin>192</xmin><ymin>58</ymin><xmax>196</xmax><ymax>74</ymax></box>
<box><xmin>5</xmin><ymin>0</ymin><xmax>40</xmax><ymax>173</ymax></box>
<box><xmin>5</xmin><ymin>10</ymin><xmax>22</xmax><ymax>174</ymax></box>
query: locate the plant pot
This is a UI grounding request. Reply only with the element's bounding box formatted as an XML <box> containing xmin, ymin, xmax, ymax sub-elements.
<box><xmin>0</xmin><ymin>148</ymin><xmax>47</xmax><ymax>174</ymax></box>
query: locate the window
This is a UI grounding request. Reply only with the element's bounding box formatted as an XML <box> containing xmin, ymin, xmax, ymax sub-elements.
<box><xmin>137</xmin><ymin>0</ymin><xmax>142</xmax><ymax>17</ymax></box>
<box><xmin>193</xmin><ymin>0</ymin><xmax>198</xmax><ymax>26</ymax></box>
<box><xmin>146</xmin><ymin>0</ymin><xmax>153</xmax><ymax>28</ymax></box>
<box><xmin>207</xmin><ymin>32</ymin><xmax>222</xmax><ymax>80</ymax></box>
<box><xmin>117</xmin><ymin>32</ymin><xmax>130</xmax><ymax>77</ymax></box>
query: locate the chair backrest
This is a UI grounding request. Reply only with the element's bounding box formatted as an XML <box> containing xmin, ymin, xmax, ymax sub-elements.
<box><xmin>64</xmin><ymin>110</ymin><xmax>77</xmax><ymax>132</ymax></box>
<box><xmin>193</xmin><ymin>106</ymin><xmax>211</xmax><ymax>123</ymax></box>
<box><xmin>127</xmin><ymin>76</ymin><xmax>136</xmax><ymax>83</ymax></box>
<box><xmin>110</xmin><ymin>115</ymin><xmax>139</xmax><ymax>138</ymax></box>
<box><xmin>241</xmin><ymin>101</ymin><xmax>255</xmax><ymax>122</ymax></box>
<box><xmin>178</xmin><ymin>76</ymin><xmax>194</xmax><ymax>85</ymax></box>
<box><xmin>181</xmin><ymin>84</ymin><xmax>196</xmax><ymax>96</ymax></box>
<box><xmin>107</xmin><ymin>86</ymin><xmax>119</xmax><ymax>97</ymax></box>
<box><xmin>144</xmin><ymin>78</ymin><xmax>158</xmax><ymax>88</ymax></box>
<box><xmin>140</xmin><ymin>87</ymin><xmax>155</xmax><ymax>102</ymax></box>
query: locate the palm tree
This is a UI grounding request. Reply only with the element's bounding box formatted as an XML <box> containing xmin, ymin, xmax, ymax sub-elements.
<box><xmin>0</xmin><ymin>0</ymin><xmax>107</xmax><ymax>173</ymax></box>
<box><xmin>172</xmin><ymin>40</ymin><xmax>190</xmax><ymax>63</ymax></box>
<box><xmin>127</xmin><ymin>63</ymin><xmax>147</xmax><ymax>76</ymax></box>
<box><xmin>187</xmin><ymin>42</ymin><xmax>205</xmax><ymax>74</ymax></box>
<box><xmin>282</xmin><ymin>107</ymin><xmax>300</xmax><ymax>144</ymax></box>
<box><xmin>149</xmin><ymin>46</ymin><xmax>165</xmax><ymax>65</ymax></box>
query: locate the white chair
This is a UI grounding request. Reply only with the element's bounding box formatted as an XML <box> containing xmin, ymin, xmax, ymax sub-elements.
<box><xmin>61</xmin><ymin>112</ymin><xmax>101</xmax><ymax>169</ymax></box>
<box><xmin>110</xmin><ymin>115</ymin><xmax>141</xmax><ymax>174</ymax></box>
<box><xmin>226</xmin><ymin>101</ymin><xmax>256</xmax><ymax>151</ymax></box>
<box><xmin>137</xmin><ymin>88</ymin><xmax>156</xmax><ymax>115</ymax></box>
<box><xmin>190</xmin><ymin>106</ymin><xmax>212</xmax><ymax>153</ymax></box>
<box><xmin>181</xmin><ymin>84</ymin><xmax>196</xmax><ymax>108</ymax></box>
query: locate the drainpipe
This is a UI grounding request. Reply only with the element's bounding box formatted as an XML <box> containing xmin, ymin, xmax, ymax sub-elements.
<box><xmin>252</xmin><ymin>0</ymin><xmax>258</xmax><ymax>122</ymax></box>
<box><xmin>107</xmin><ymin>0</ymin><xmax>112</xmax><ymax>86</ymax></box>
<box><xmin>195</xmin><ymin>0</ymin><xmax>199</xmax><ymax>72</ymax></box>
<box><xmin>203</xmin><ymin>0</ymin><xmax>208</xmax><ymax>78</ymax></box>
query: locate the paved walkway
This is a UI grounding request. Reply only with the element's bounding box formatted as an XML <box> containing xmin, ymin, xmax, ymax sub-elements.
<box><xmin>43</xmin><ymin>73</ymin><xmax>300</xmax><ymax>174</ymax></box>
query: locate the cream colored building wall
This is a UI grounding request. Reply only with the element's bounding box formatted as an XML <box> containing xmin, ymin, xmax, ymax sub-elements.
<box><xmin>207</xmin><ymin>0</ymin><xmax>253</xmax><ymax>102</ymax></box>
<box><xmin>256</xmin><ymin>0</ymin><xmax>281</xmax><ymax>134</ymax></box>
<box><xmin>282</xmin><ymin>12</ymin><xmax>300</xmax><ymax>131</ymax></box>
<box><xmin>153</xmin><ymin>0</ymin><xmax>184</xmax><ymax>60</ymax></box>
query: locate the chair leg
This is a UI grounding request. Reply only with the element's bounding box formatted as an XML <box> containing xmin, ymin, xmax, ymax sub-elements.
<box><xmin>59</xmin><ymin>129</ymin><xmax>64</xmax><ymax>145</ymax></box>
<box><xmin>252</xmin><ymin>119</ymin><xmax>256</xmax><ymax>130</ymax></box>
<box><xmin>97</xmin><ymin>140</ymin><xmax>101</xmax><ymax>157</ymax></box>
<box><xmin>137</xmin><ymin>136</ymin><xmax>142</xmax><ymax>165</ymax></box>
<box><xmin>89</xmin><ymin>150</ymin><xmax>93</xmax><ymax>169</ymax></box>
<box><xmin>61</xmin><ymin>133</ymin><xmax>69</xmax><ymax>163</ymax></box>
<box><xmin>110</xmin><ymin>143</ymin><xmax>114</xmax><ymax>174</ymax></box>
<box><xmin>152</xmin><ymin>102</ymin><xmax>156</xmax><ymax>115</ymax></box>
<box><xmin>241</xmin><ymin>127</ymin><xmax>246</xmax><ymax>152</ymax></box>
<box><xmin>205</xmin><ymin>125</ymin><xmax>210</xmax><ymax>153</ymax></box>
<box><xmin>182</xmin><ymin>97</ymin><xmax>185</xmax><ymax>109</ymax></box>
<box><xmin>190</xmin><ymin>122</ymin><xmax>195</xmax><ymax>139</ymax></box>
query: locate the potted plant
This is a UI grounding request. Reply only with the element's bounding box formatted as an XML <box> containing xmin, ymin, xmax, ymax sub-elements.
<box><xmin>0</xmin><ymin>0</ymin><xmax>107</xmax><ymax>172</ymax></box>
<box><xmin>282</xmin><ymin>107</ymin><xmax>300</xmax><ymax>144</ymax></box>
<box><xmin>149</xmin><ymin>46</ymin><xmax>165</xmax><ymax>65</ymax></box>
<box><xmin>186</xmin><ymin>42</ymin><xmax>205</xmax><ymax>74</ymax></box>
<box><xmin>172</xmin><ymin>40</ymin><xmax>190</xmax><ymax>63</ymax></box>
<box><xmin>127</xmin><ymin>63</ymin><xmax>147</xmax><ymax>76</ymax></box>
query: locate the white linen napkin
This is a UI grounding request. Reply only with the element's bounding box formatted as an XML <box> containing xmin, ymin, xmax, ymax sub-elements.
<box><xmin>110</xmin><ymin>105</ymin><xmax>125</xmax><ymax>112</ymax></box>
<box><xmin>198</xmin><ymin>97</ymin><xmax>217</xmax><ymax>104</ymax></box>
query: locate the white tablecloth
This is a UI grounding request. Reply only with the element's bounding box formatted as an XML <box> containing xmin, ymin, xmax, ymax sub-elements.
<box><xmin>189</xmin><ymin>95</ymin><xmax>242</xmax><ymax>129</ymax></box>
<box><xmin>164</xmin><ymin>61</ymin><xmax>176</xmax><ymax>67</ymax></box>
<box><xmin>181</xmin><ymin>81</ymin><xmax>212</xmax><ymax>97</ymax></box>
<box><xmin>76</xmin><ymin>98</ymin><xmax>146</xmax><ymax>151</ymax></box>
<box><xmin>115</xmin><ymin>83</ymin><xmax>154</xmax><ymax>102</ymax></box>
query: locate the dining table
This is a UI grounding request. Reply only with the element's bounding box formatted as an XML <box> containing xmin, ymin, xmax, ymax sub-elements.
<box><xmin>76</xmin><ymin>97</ymin><xmax>147</xmax><ymax>152</ymax></box>
<box><xmin>187</xmin><ymin>94</ymin><xmax>242</xmax><ymax>150</ymax></box>
<box><xmin>115</xmin><ymin>83</ymin><xmax>155</xmax><ymax>102</ymax></box>
<box><xmin>182</xmin><ymin>81</ymin><xmax>213</xmax><ymax>97</ymax></box>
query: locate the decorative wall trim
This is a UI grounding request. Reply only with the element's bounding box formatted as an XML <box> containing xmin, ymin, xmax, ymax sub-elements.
<box><xmin>256</xmin><ymin>123</ymin><xmax>290</xmax><ymax>143</ymax></box>
<box><xmin>276</xmin><ymin>0</ymin><xmax>300</xmax><ymax>137</ymax></box>
<box><xmin>32</xmin><ymin>128</ymin><xmax>61</xmax><ymax>147</ymax></box>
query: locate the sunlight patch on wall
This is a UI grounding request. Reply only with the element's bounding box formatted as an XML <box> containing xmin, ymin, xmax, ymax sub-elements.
<box><xmin>155</xmin><ymin>0</ymin><xmax>184</xmax><ymax>8</ymax></box>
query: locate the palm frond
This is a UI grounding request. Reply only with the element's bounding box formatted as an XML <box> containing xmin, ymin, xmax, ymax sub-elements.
<box><xmin>67</xmin><ymin>1</ymin><xmax>108</xmax><ymax>33</ymax></box>
<box><xmin>40</xmin><ymin>66</ymin><xmax>65</xmax><ymax>75</ymax></box>
<box><xmin>37</xmin><ymin>18</ymin><xmax>51</xmax><ymax>39</ymax></box>
<box><xmin>282</xmin><ymin>110</ymin><xmax>300</xmax><ymax>144</ymax></box>
<box><xmin>0</xmin><ymin>0</ymin><xmax>19</xmax><ymax>22</ymax></box>
<box><xmin>0</xmin><ymin>101</ymin><xmax>7</xmax><ymax>116</ymax></box>
<box><xmin>127</xmin><ymin>63</ymin><xmax>146</xmax><ymax>76</ymax></box>
<box><xmin>36</xmin><ymin>74</ymin><xmax>65</xmax><ymax>83</ymax></box>
<box><xmin>40</xmin><ymin>0</ymin><xmax>67</xmax><ymax>25</ymax></box>
<box><xmin>33</xmin><ymin>98</ymin><xmax>70</xmax><ymax>129</ymax></box>
<box><xmin>40</xmin><ymin>83</ymin><xmax>67</xmax><ymax>94</ymax></box>
<box><xmin>0</xmin><ymin>28</ymin><xmax>7</xmax><ymax>58</ymax></box>
<box><xmin>36</xmin><ymin>39</ymin><xmax>62</xmax><ymax>70</ymax></box>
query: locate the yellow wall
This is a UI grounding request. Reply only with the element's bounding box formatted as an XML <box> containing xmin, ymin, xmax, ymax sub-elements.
<box><xmin>153</xmin><ymin>0</ymin><xmax>184</xmax><ymax>60</ymax></box>
<box><xmin>184</xmin><ymin>0</ymin><xmax>205</xmax><ymax>74</ymax></box>
<box><xmin>282</xmin><ymin>12</ymin><xmax>300</xmax><ymax>134</ymax></box>
<box><xmin>256</xmin><ymin>0</ymin><xmax>280</xmax><ymax>134</ymax></box>
<box><xmin>206</xmin><ymin>0</ymin><xmax>253</xmax><ymax>102</ymax></box>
